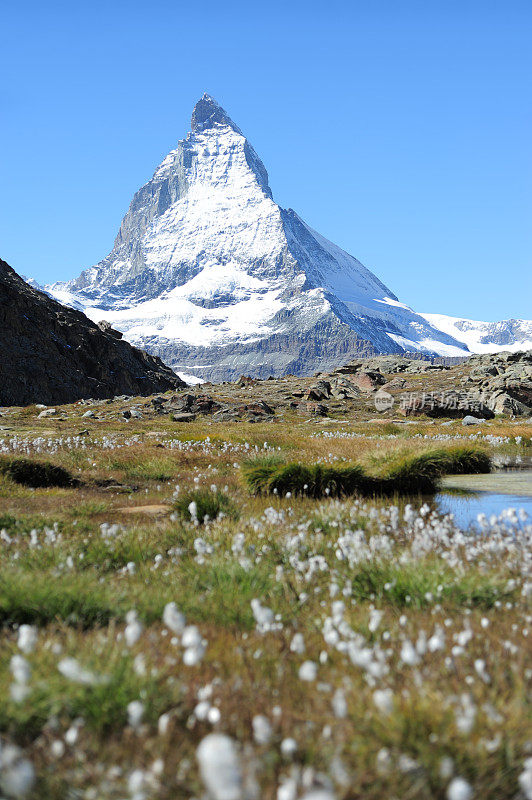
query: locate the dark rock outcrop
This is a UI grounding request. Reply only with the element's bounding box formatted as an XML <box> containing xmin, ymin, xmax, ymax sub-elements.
<box><xmin>0</xmin><ymin>259</ymin><xmax>185</xmax><ymax>406</ymax></box>
<box><xmin>337</xmin><ymin>355</ymin><xmax>451</xmax><ymax>375</ymax></box>
<box><xmin>169</xmin><ymin>393</ymin><xmax>222</xmax><ymax>416</ymax></box>
<box><xmin>398</xmin><ymin>391</ymin><xmax>495</xmax><ymax>419</ymax></box>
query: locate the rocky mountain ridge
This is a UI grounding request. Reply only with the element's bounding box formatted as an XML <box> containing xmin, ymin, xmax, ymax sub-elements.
<box><xmin>0</xmin><ymin>259</ymin><xmax>185</xmax><ymax>406</ymax></box>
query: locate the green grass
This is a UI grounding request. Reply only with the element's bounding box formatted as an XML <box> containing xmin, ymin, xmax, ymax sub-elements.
<box><xmin>342</xmin><ymin>561</ymin><xmax>513</xmax><ymax>609</ymax></box>
<box><xmin>0</xmin><ymin>558</ymin><xmax>278</xmax><ymax>629</ymax></box>
<box><xmin>370</xmin><ymin>446</ymin><xmax>490</xmax><ymax>494</ymax></box>
<box><xmin>105</xmin><ymin>455</ymin><xmax>182</xmax><ymax>482</ymax></box>
<box><xmin>66</xmin><ymin>500</ymin><xmax>110</xmax><ymax>518</ymax></box>
<box><xmin>245</xmin><ymin>461</ymin><xmax>366</xmax><ymax>498</ymax></box>
<box><xmin>0</xmin><ymin>570</ymin><xmax>121</xmax><ymax>627</ymax></box>
<box><xmin>0</xmin><ymin>512</ymin><xmax>18</xmax><ymax>532</ymax></box>
<box><xmin>173</xmin><ymin>488</ymin><xmax>239</xmax><ymax>523</ymax></box>
<box><xmin>0</xmin><ymin>641</ymin><xmax>184</xmax><ymax>740</ymax></box>
<box><xmin>243</xmin><ymin>446</ymin><xmax>491</xmax><ymax>498</ymax></box>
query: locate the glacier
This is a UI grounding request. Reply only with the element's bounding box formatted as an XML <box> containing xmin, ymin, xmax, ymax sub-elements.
<box><xmin>47</xmin><ymin>94</ymin><xmax>477</xmax><ymax>381</ymax></box>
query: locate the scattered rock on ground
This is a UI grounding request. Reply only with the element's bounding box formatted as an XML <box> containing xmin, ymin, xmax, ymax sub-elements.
<box><xmin>37</xmin><ymin>409</ymin><xmax>56</xmax><ymax>418</ymax></box>
<box><xmin>303</xmin><ymin>380</ymin><xmax>331</xmax><ymax>401</ymax></box>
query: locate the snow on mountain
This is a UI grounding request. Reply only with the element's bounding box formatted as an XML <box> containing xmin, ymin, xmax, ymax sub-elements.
<box><xmin>47</xmin><ymin>94</ymin><xmax>475</xmax><ymax>380</ymax></box>
<box><xmin>20</xmin><ymin>275</ymin><xmax>43</xmax><ymax>290</ymax></box>
<box><xmin>420</xmin><ymin>313</ymin><xmax>532</xmax><ymax>354</ymax></box>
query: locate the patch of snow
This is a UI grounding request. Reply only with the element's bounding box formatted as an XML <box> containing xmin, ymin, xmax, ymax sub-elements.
<box><xmin>176</xmin><ymin>372</ymin><xmax>205</xmax><ymax>385</ymax></box>
<box><xmin>387</xmin><ymin>333</ymin><xmax>469</xmax><ymax>358</ymax></box>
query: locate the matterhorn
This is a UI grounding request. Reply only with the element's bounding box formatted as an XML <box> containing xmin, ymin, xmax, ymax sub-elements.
<box><xmin>48</xmin><ymin>94</ymin><xmax>481</xmax><ymax>381</ymax></box>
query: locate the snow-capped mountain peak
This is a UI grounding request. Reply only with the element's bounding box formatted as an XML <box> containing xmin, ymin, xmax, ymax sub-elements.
<box><xmin>47</xmin><ymin>95</ymin><xmax>486</xmax><ymax>381</ymax></box>
<box><xmin>191</xmin><ymin>93</ymin><xmax>243</xmax><ymax>135</ymax></box>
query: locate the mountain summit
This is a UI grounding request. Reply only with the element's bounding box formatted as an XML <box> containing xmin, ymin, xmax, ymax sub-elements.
<box><xmin>48</xmin><ymin>95</ymin><xmax>470</xmax><ymax>381</ymax></box>
<box><xmin>191</xmin><ymin>93</ymin><xmax>243</xmax><ymax>134</ymax></box>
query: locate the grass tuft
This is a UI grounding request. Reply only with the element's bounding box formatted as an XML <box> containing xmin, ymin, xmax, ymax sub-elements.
<box><xmin>243</xmin><ymin>446</ymin><xmax>490</xmax><ymax>498</ymax></box>
<box><xmin>243</xmin><ymin>459</ymin><xmax>366</xmax><ymax>498</ymax></box>
<box><xmin>173</xmin><ymin>488</ymin><xmax>239</xmax><ymax>523</ymax></box>
<box><xmin>0</xmin><ymin>457</ymin><xmax>76</xmax><ymax>488</ymax></box>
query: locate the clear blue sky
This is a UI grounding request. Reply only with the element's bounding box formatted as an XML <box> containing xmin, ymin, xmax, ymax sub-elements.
<box><xmin>1</xmin><ymin>0</ymin><xmax>530</xmax><ymax>320</ymax></box>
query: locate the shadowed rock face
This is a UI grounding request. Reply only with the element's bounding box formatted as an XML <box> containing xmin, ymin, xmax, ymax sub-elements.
<box><xmin>0</xmin><ymin>259</ymin><xmax>185</xmax><ymax>406</ymax></box>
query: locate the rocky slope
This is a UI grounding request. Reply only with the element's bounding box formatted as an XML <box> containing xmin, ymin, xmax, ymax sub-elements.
<box><xmin>65</xmin><ymin>350</ymin><xmax>527</xmax><ymax>424</ymax></box>
<box><xmin>0</xmin><ymin>259</ymin><xmax>185</xmax><ymax>406</ymax></box>
<box><xmin>47</xmin><ymin>94</ymin><xmax>471</xmax><ymax>382</ymax></box>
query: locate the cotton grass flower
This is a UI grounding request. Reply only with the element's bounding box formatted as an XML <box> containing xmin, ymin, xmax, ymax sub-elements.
<box><xmin>196</xmin><ymin>733</ymin><xmax>242</xmax><ymax>800</ymax></box>
<box><xmin>252</xmin><ymin>715</ymin><xmax>273</xmax><ymax>745</ymax></box>
<box><xmin>124</xmin><ymin>610</ymin><xmax>143</xmax><ymax>647</ymax></box>
<box><xmin>298</xmin><ymin>661</ymin><xmax>318</xmax><ymax>681</ymax></box>
<box><xmin>17</xmin><ymin>625</ymin><xmax>37</xmax><ymax>654</ymax></box>
<box><xmin>58</xmin><ymin>658</ymin><xmax>107</xmax><ymax>686</ymax></box>
<box><xmin>0</xmin><ymin>741</ymin><xmax>35</xmax><ymax>799</ymax></box>
<box><xmin>162</xmin><ymin>602</ymin><xmax>186</xmax><ymax>634</ymax></box>
<box><xmin>446</xmin><ymin>776</ymin><xmax>473</xmax><ymax>800</ymax></box>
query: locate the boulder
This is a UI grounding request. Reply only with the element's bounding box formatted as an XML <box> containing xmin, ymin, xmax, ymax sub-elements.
<box><xmin>247</xmin><ymin>400</ymin><xmax>274</xmax><ymax>416</ymax></box>
<box><xmin>236</xmin><ymin>375</ymin><xmax>256</xmax><ymax>387</ymax></box>
<box><xmin>382</xmin><ymin>377</ymin><xmax>407</xmax><ymax>391</ymax></box>
<box><xmin>330</xmin><ymin>376</ymin><xmax>361</xmax><ymax>399</ymax></box>
<box><xmin>97</xmin><ymin>320</ymin><xmax>123</xmax><ymax>339</ymax></box>
<box><xmin>169</xmin><ymin>394</ymin><xmax>222</xmax><ymax>415</ymax></box>
<box><xmin>336</xmin><ymin>355</ymin><xmax>451</xmax><ymax>376</ymax></box>
<box><xmin>489</xmin><ymin>392</ymin><xmax>531</xmax><ymax>416</ymax></box>
<box><xmin>301</xmin><ymin>402</ymin><xmax>329</xmax><ymax>416</ymax></box>
<box><xmin>350</xmin><ymin>371</ymin><xmax>386</xmax><ymax>392</ymax></box>
<box><xmin>303</xmin><ymin>380</ymin><xmax>331</xmax><ymax>401</ymax></box>
<box><xmin>504</xmin><ymin>380</ymin><xmax>532</xmax><ymax>407</ymax></box>
<box><xmin>212</xmin><ymin>400</ymin><xmax>275</xmax><ymax>422</ymax></box>
<box><xmin>37</xmin><ymin>408</ymin><xmax>56</xmax><ymax>418</ymax></box>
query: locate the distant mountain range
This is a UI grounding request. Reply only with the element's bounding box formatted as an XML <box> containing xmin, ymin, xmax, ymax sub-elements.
<box><xmin>42</xmin><ymin>95</ymin><xmax>530</xmax><ymax>381</ymax></box>
<box><xmin>420</xmin><ymin>313</ymin><xmax>532</xmax><ymax>354</ymax></box>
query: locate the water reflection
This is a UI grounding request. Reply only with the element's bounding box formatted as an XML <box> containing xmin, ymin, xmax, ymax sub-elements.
<box><xmin>435</xmin><ymin>488</ymin><xmax>531</xmax><ymax>531</ymax></box>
